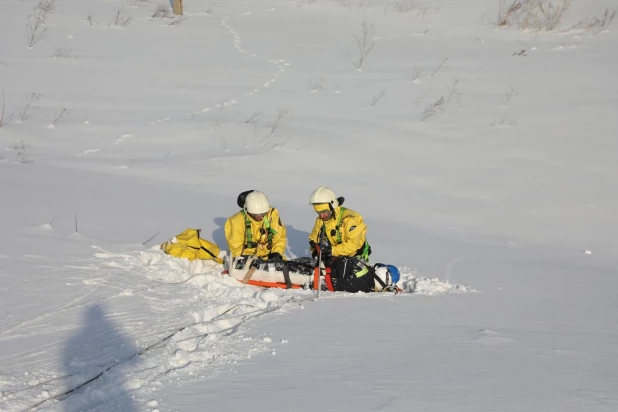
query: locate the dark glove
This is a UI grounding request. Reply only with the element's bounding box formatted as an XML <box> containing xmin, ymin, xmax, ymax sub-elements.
<box><xmin>320</xmin><ymin>242</ymin><xmax>332</xmax><ymax>258</ymax></box>
<box><xmin>267</xmin><ymin>252</ymin><xmax>283</xmax><ymax>261</ymax></box>
<box><xmin>310</xmin><ymin>240</ymin><xmax>331</xmax><ymax>258</ymax></box>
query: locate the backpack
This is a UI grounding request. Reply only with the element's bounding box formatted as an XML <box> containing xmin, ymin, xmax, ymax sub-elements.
<box><xmin>160</xmin><ymin>228</ymin><xmax>224</xmax><ymax>264</ymax></box>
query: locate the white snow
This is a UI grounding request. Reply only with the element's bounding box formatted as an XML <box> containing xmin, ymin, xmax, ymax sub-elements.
<box><xmin>1</xmin><ymin>0</ymin><xmax>617</xmax><ymax>411</ymax></box>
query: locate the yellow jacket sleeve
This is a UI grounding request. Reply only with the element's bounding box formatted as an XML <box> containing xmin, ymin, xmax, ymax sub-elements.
<box><xmin>308</xmin><ymin>218</ymin><xmax>323</xmax><ymax>252</ymax></box>
<box><xmin>224</xmin><ymin>212</ymin><xmax>246</xmax><ymax>258</ymax></box>
<box><xmin>269</xmin><ymin>208</ymin><xmax>287</xmax><ymax>256</ymax></box>
<box><xmin>332</xmin><ymin>210</ymin><xmax>367</xmax><ymax>257</ymax></box>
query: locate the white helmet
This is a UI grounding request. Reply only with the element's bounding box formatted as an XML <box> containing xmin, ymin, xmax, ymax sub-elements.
<box><xmin>309</xmin><ymin>186</ymin><xmax>338</xmax><ymax>208</ymax></box>
<box><xmin>374</xmin><ymin>265</ymin><xmax>401</xmax><ymax>291</ymax></box>
<box><xmin>244</xmin><ymin>191</ymin><xmax>270</xmax><ymax>214</ymax></box>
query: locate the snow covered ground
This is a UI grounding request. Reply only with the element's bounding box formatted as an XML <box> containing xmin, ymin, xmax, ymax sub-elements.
<box><xmin>1</xmin><ymin>0</ymin><xmax>617</xmax><ymax>410</ymax></box>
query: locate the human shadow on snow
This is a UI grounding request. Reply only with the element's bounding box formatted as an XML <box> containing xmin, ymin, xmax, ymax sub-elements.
<box><xmin>61</xmin><ymin>304</ymin><xmax>139</xmax><ymax>412</ymax></box>
<box><xmin>212</xmin><ymin>217</ymin><xmax>228</xmax><ymax>251</ymax></box>
<box><xmin>285</xmin><ymin>224</ymin><xmax>311</xmax><ymax>258</ymax></box>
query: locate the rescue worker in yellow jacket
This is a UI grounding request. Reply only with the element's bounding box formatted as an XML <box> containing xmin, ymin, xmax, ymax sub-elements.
<box><xmin>308</xmin><ymin>186</ymin><xmax>371</xmax><ymax>262</ymax></box>
<box><xmin>225</xmin><ymin>190</ymin><xmax>287</xmax><ymax>261</ymax></box>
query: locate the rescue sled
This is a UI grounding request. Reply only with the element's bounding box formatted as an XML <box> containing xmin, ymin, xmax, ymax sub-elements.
<box><xmin>226</xmin><ymin>257</ymin><xmax>314</xmax><ymax>289</ymax></box>
<box><xmin>226</xmin><ymin>256</ymin><xmax>402</xmax><ymax>293</ymax></box>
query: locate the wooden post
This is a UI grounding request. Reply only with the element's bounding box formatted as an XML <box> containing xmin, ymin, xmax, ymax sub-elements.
<box><xmin>173</xmin><ymin>0</ymin><xmax>183</xmax><ymax>15</ymax></box>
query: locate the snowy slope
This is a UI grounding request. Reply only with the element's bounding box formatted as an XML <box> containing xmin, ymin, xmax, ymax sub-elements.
<box><xmin>1</xmin><ymin>0</ymin><xmax>617</xmax><ymax>411</ymax></box>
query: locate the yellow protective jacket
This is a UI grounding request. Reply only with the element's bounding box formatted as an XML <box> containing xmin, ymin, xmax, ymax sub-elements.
<box><xmin>309</xmin><ymin>206</ymin><xmax>368</xmax><ymax>258</ymax></box>
<box><xmin>224</xmin><ymin>208</ymin><xmax>286</xmax><ymax>259</ymax></box>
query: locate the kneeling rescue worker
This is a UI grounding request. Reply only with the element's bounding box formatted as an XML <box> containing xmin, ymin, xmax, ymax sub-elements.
<box><xmin>225</xmin><ymin>190</ymin><xmax>287</xmax><ymax>261</ymax></box>
<box><xmin>308</xmin><ymin>186</ymin><xmax>371</xmax><ymax>264</ymax></box>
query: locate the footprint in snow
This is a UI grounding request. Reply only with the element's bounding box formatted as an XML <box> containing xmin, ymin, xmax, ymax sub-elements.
<box><xmin>552</xmin><ymin>45</ymin><xmax>579</xmax><ymax>51</ymax></box>
<box><xmin>114</xmin><ymin>134</ymin><xmax>134</xmax><ymax>145</ymax></box>
<box><xmin>473</xmin><ymin>329</ymin><xmax>515</xmax><ymax>346</ymax></box>
<box><xmin>150</xmin><ymin>117</ymin><xmax>170</xmax><ymax>125</ymax></box>
<box><xmin>77</xmin><ymin>149</ymin><xmax>100</xmax><ymax>156</ymax></box>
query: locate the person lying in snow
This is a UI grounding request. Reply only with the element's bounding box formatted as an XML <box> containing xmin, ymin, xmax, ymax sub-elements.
<box><xmin>308</xmin><ymin>186</ymin><xmax>371</xmax><ymax>264</ymax></box>
<box><xmin>224</xmin><ymin>190</ymin><xmax>287</xmax><ymax>262</ymax></box>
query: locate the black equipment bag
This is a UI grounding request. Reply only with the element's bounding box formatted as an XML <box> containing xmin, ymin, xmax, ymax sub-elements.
<box><xmin>327</xmin><ymin>256</ymin><xmax>375</xmax><ymax>293</ymax></box>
